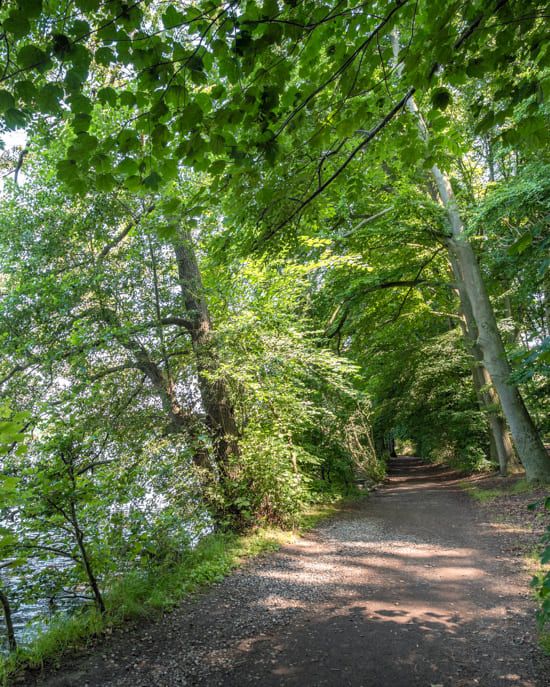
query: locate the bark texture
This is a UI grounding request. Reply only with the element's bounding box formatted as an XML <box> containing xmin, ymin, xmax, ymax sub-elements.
<box><xmin>173</xmin><ymin>231</ymin><xmax>240</xmax><ymax>474</ymax></box>
<box><xmin>99</xmin><ymin>306</ymin><xmax>211</xmax><ymax>469</ymax></box>
<box><xmin>430</xmin><ymin>164</ymin><xmax>550</xmax><ymax>480</ymax></box>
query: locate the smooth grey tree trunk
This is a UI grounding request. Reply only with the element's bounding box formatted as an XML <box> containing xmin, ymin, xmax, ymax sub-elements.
<box><xmin>173</xmin><ymin>231</ymin><xmax>240</xmax><ymax>473</ymax></box>
<box><xmin>173</xmin><ymin>231</ymin><xmax>251</xmax><ymax>529</ymax></box>
<box><xmin>434</xmin><ymin>170</ymin><xmax>550</xmax><ymax>480</ymax></box>
<box><xmin>391</xmin><ymin>35</ymin><xmax>550</xmax><ymax>481</ymax></box>
<box><xmin>449</xmin><ymin>255</ymin><xmax>516</xmax><ymax>476</ymax></box>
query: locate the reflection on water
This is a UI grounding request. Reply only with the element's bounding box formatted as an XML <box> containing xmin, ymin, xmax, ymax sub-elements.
<box><xmin>0</xmin><ymin>554</ymin><xmax>89</xmax><ymax>652</ymax></box>
<box><xmin>0</xmin><ymin>501</ymin><xmax>211</xmax><ymax>653</ymax></box>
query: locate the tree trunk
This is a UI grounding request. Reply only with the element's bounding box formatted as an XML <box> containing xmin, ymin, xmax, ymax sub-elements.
<box><xmin>172</xmin><ymin>231</ymin><xmax>240</xmax><ymax>472</ymax></box>
<box><xmin>450</xmin><ymin>257</ymin><xmax>516</xmax><ymax>476</ymax></box>
<box><xmin>391</xmin><ymin>34</ymin><xmax>550</xmax><ymax>480</ymax></box>
<box><xmin>0</xmin><ymin>588</ymin><xmax>17</xmax><ymax>652</ymax></box>
<box><xmin>444</xmin><ymin>230</ymin><xmax>549</xmax><ymax>480</ymax></box>
<box><xmin>172</xmin><ymin>231</ymin><xmax>249</xmax><ymax>529</ymax></box>
<box><xmin>469</xmin><ymin>346</ymin><xmax>516</xmax><ymax>476</ymax></box>
<box><xmin>99</xmin><ymin>307</ymin><xmax>212</xmax><ymax>470</ymax></box>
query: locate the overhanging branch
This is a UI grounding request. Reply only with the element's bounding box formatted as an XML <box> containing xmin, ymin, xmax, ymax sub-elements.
<box><xmin>252</xmin><ymin>88</ymin><xmax>415</xmax><ymax>251</ymax></box>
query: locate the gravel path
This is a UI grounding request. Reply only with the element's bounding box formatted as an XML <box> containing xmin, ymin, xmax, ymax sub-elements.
<box><xmin>31</xmin><ymin>457</ymin><xmax>550</xmax><ymax>687</ymax></box>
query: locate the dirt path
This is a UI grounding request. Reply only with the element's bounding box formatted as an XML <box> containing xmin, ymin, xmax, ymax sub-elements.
<box><xmin>31</xmin><ymin>457</ymin><xmax>550</xmax><ymax>686</ymax></box>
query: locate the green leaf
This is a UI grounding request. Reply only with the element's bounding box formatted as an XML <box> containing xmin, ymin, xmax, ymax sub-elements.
<box><xmin>431</xmin><ymin>88</ymin><xmax>452</xmax><ymax>111</ymax></box>
<box><xmin>119</xmin><ymin>91</ymin><xmax>136</xmax><ymax>108</ymax></box>
<box><xmin>75</xmin><ymin>0</ymin><xmax>100</xmax><ymax>10</ymax></box>
<box><xmin>124</xmin><ymin>174</ymin><xmax>142</xmax><ymax>191</ymax></box>
<box><xmin>474</xmin><ymin>111</ymin><xmax>495</xmax><ymax>135</ymax></box>
<box><xmin>162</xmin><ymin>197</ymin><xmax>182</xmax><ymax>213</ymax></box>
<box><xmin>508</xmin><ymin>233</ymin><xmax>532</xmax><ymax>256</ymax></box>
<box><xmin>69</xmin><ymin>44</ymin><xmax>91</xmax><ymax>74</ymax></box>
<box><xmin>70</xmin><ymin>93</ymin><xmax>93</xmax><ymax>114</ymax></box>
<box><xmin>165</xmin><ymin>84</ymin><xmax>186</xmax><ymax>108</ymax></box>
<box><xmin>70</xmin><ymin>20</ymin><xmax>90</xmax><ymax>37</ymax></box>
<box><xmin>0</xmin><ymin>476</ymin><xmax>19</xmax><ymax>491</ymax></box>
<box><xmin>3</xmin><ymin>12</ymin><xmax>30</xmax><ymax>38</ymax></box>
<box><xmin>56</xmin><ymin>158</ymin><xmax>79</xmax><ymax>181</ymax></box>
<box><xmin>19</xmin><ymin>0</ymin><xmax>43</xmax><ymax>18</ymax></box>
<box><xmin>262</xmin><ymin>0</ymin><xmax>279</xmax><ymax>17</ymax></box>
<box><xmin>37</xmin><ymin>83</ymin><xmax>63</xmax><ymax>114</ymax></box>
<box><xmin>157</xmin><ymin>223</ymin><xmax>178</xmax><ymax>239</ymax></box>
<box><xmin>95</xmin><ymin>173</ymin><xmax>116</xmax><ymax>192</ymax></box>
<box><xmin>95</xmin><ymin>47</ymin><xmax>115</xmax><ymax>66</ymax></box>
<box><xmin>71</xmin><ymin>113</ymin><xmax>92</xmax><ymax>133</ymax></box>
<box><xmin>117</xmin><ymin>129</ymin><xmax>140</xmax><ymax>153</ymax></box>
<box><xmin>91</xmin><ymin>152</ymin><xmax>111</xmax><ymax>173</ymax></box>
<box><xmin>18</xmin><ymin>45</ymin><xmax>48</xmax><ymax>70</ymax></box>
<box><xmin>144</xmin><ymin>171</ymin><xmax>162</xmax><ymax>190</ymax></box>
<box><xmin>52</xmin><ymin>33</ymin><xmax>72</xmax><ymax>58</ymax></box>
<box><xmin>14</xmin><ymin>80</ymin><xmax>36</xmax><ymax>103</ymax></box>
<box><xmin>115</xmin><ymin>158</ymin><xmax>139</xmax><ymax>175</ymax></box>
<box><xmin>4</xmin><ymin>108</ymin><xmax>26</xmax><ymax>129</ymax></box>
<box><xmin>466</xmin><ymin>57</ymin><xmax>486</xmax><ymax>78</ymax></box>
<box><xmin>98</xmin><ymin>87</ymin><xmax>117</xmax><ymax>107</ymax></box>
<box><xmin>65</xmin><ymin>69</ymin><xmax>86</xmax><ymax>91</ymax></box>
<box><xmin>162</xmin><ymin>6</ymin><xmax>185</xmax><ymax>29</ymax></box>
<box><xmin>179</xmin><ymin>102</ymin><xmax>203</xmax><ymax>130</ymax></box>
<box><xmin>72</xmin><ymin>132</ymin><xmax>99</xmax><ymax>154</ymax></box>
<box><xmin>0</xmin><ymin>90</ymin><xmax>15</xmax><ymax>113</ymax></box>
<box><xmin>183</xmin><ymin>6</ymin><xmax>202</xmax><ymax>22</ymax></box>
<box><xmin>209</xmin><ymin>159</ymin><xmax>227</xmax><ymax>175</ymax></box>
<box><xmin>210</xmin><ymin>133</ymin><xmax>226</xmax><ymax>154</ymax></box>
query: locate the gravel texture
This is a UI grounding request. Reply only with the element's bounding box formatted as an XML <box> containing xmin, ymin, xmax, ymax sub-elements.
<box><xmin>27</xmin><ymin>457</ymin><xmax>550</xmax><ymax>687</ymax></box>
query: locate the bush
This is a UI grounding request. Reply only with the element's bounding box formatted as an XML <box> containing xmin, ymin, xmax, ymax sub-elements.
<box><xmin>530</xmin><ymin>496</ymin><xmax>550</xmax><ymax>636</ymax></box>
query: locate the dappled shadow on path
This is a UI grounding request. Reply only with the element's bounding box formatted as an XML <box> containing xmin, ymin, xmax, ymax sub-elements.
<box><xmin>188</xmin><ymin>456</ymin><xmax>548</xmax><ymax>686</ymax></box>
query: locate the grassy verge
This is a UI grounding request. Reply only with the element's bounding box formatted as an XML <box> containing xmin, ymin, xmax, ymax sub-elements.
<box><xmin>458</xmin><ymin>477</ymin><xmax>537</xmax><ymax>503</ymax></box>
<box><xmin>0</xmin><ymin>496</ymin><xmax>358</xmax><ymax>685</ymax></box>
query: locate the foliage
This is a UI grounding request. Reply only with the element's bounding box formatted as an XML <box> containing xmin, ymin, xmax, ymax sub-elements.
<box><xmin>460</xmin><ymin>479</ymin><xmax>537</xmax><ymax>503</ymax></box>
<box><xmin>530</xmin><ymin>497</ymin><xmax>550</xmax><ymax>632</ymax></box>
<box><xmin>200</xmin><ymin>257</ymin><xmax>375</xmax><ymax>526</ymax></box>
<box><xmin>0</xmin><ymin>0</ymin><xmax>549</xmax><ymax>665</ymax></box>
<box><xmin>374</xmin><ymin>329</ymin><xmax>491</xmax><ymax>471</ymax></box>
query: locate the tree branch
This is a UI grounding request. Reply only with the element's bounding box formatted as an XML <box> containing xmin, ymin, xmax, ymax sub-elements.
<box><xmin>338</xmin><ymin>206</ymin><xmax>395</xmax><ymax>238</ymax></box>
<box><xmin>97</xmin><ymin>204</ymin><xmax>154</xmax><ymax>262</ymax></box>
<box><xmin>252</xmin><ymin>88</ymin><xmax>415</xmax><ymax>250</ymax></box>
<box><xmin>13</xmin><ymin>148</ymin><xmax>27</xmax><ymax>185</ymax></box>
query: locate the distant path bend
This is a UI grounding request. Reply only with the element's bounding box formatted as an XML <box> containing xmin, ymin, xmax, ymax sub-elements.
<box><xmin>37</xmin><ymin>457</ymin><xmax>550</xmax><ymax>687</ymax></box>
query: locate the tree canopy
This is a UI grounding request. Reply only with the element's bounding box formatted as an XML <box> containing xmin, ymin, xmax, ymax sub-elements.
<box><xmin>1</xmin><ymin>0</ymin><xmax>550</xmax><ymax>655</ymax></box>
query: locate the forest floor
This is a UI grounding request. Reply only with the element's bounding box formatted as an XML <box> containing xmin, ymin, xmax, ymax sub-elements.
<box><xmin>27</xmin><ymin>456</ymin><xmax>550</xmax><ymax>687</ymax></box>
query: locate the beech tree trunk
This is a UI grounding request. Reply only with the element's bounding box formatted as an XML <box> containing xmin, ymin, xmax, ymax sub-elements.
<box><xmin>99</xmin><ymin>306</ymin><xmax>212</xmax><ymax>470</ymax></box>
<box><xmin>391</xmin><ymin>33</ymin><xmax>550</xmax><ymax>481</ymax></box>
<box><xmin>450</xmin><ymin>256</ymin><xmax>516</xmax><ymax>476</ymax></box>
<box><xmin>469</xmin><ymin>343</ymin><xmax>516</xmax><ymax>476</ymax></box>
<box><xmin>443</xmin><ymin>229</ymin><xmax>549</xmax><ymax>480</ymax></box>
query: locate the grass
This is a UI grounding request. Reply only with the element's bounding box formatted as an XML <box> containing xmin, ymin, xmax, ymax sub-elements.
<box><xmin>458</xmin><ymin>478</ymin><xmax>537</xmax><ymax>503</ymax></box>
<box><xmin>0</xmin><ymin>496</ymin><xmax>356</xmax><ymax>685</ymax></box>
